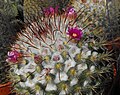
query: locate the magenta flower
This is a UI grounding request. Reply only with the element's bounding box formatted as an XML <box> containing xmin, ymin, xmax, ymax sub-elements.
<box><xmin>49</xmin><ymin>7</ymin><xmax>55</xmax><ymax>15</ymax></box>
<box><xmin>43</xmin><ymin>8</ymin><xmax>50</xmax><ymax>16</ymax></box>
<box><xmin>67</xmin><ymin>27</ymin><xmax>83</xmax><ymax>40</ymax></box>
<box><xmin>67</xmin><ymin>7</ymin><xmax>77</xmax><ymax>18</ymax></box>
<box><xmin>67</xmin><ymin>7</ymin><xmax>76</xmax><ymax>15</ymax></box>
<box><xmin>7</xmin><ymin>50</ymin><xmax>21</xmax><ymax>63</ymax></box>
<box><xmin>43</xmin><ymin>6</ymin><xmax>59</xmax><ymax>16</ymax></box>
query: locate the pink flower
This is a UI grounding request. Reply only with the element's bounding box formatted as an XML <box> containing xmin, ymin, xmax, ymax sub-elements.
<box><xmin>49</xmin><ymin>7</ymin><xmax>55</xmax><ymax>14</ymax></box>
<box><xmin>43</xmin><ymin>8</ymin><xmax>50</xmax><ymax>16</ymax></box>
<box><xmin>43</xmin><ymin>6</ymin><xmax>59</xmax><ymax>16</ymax></box>
<box><xmin>7</xmin><ymin>50</ymin><xmax>21</xmax><ymax>63</ymax></box>
<box><xmin>67</xmin><ymin>7</ymin><xmax>76</xmax><ymax>15</ymax></box>
<box><xmin>67</xmin><ymin>27</ymin><xmax>83</xmax><ymax>40</ymax></box>
<box><xmin>67</xmin><ymin>7</ymin><xmax>77</xmax><ymax>18</ymax></box>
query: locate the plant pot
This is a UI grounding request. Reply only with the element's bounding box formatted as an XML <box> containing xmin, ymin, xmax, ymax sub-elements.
<box><xmin>0</xmin><ymin>82</ymin><xmax>12</xmax><ymax>95</ymax></box>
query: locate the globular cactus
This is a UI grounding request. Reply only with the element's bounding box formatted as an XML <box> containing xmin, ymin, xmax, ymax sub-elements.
<box><xmin>7</xmin><ymin>1</ymin><xmax>113</xmax><ymax>95</ymax></box>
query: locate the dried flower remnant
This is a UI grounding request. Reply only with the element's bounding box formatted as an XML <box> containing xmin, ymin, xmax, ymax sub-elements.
<box><xmin>34</xmin><ymin>54</ymin><xmax>43</xmax><ymax>64</ymax></box>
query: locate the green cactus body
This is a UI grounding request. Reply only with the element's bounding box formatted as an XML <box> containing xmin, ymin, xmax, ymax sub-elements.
<box><xmin>7</xmin><ymin>1</ymin><xmax>112</xmax><ymax>95</ymax></box>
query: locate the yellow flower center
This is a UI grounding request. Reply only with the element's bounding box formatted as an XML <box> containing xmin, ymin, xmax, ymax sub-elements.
<box><xmin>72</xmin><ymin>33</ymin><xmax>77</xmax><ymax>37</ymax></box>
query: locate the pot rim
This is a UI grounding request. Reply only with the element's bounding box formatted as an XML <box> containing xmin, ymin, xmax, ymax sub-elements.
<box><xmin>0</xmin><ymin>82</ymin><xmax>12</xmax><ymax>88</ymax></box>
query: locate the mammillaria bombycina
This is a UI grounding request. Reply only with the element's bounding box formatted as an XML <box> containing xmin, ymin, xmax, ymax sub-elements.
<box><xmin>8</xmin><ymin>3</ymin><xmax>113</xmax><ymax>95</ymax></box>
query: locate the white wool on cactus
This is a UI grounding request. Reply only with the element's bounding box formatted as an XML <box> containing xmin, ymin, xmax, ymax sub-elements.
<box><xmin>64</xmin><ymin>58</ymin><xmax>76</xmax><ymax>72</ymax></box>
<box><xmin>54</xmin><ymin>72</ymin><xmax>68</xmax><ymax>83</ymax></box>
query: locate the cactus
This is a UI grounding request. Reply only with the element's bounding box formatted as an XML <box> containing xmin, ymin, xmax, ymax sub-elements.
<box><xmin>7</xmin><ymin>1</ymin><xmax>113</xmax><ymax>95</ymax></box>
